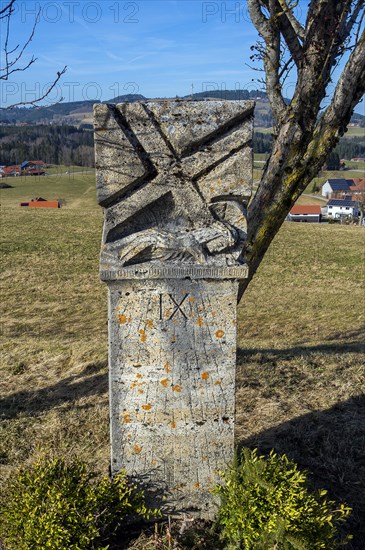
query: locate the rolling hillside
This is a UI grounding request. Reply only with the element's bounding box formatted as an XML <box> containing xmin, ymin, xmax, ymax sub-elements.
<box><xmin>1</xmin><ymin>90</ymin><xmax>363</xmax><ymax>130</ymax></box>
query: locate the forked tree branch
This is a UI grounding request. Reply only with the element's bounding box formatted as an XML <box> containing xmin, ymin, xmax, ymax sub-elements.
<box><xmin>0</xmin><ymin>0</ymin><xmax>15</xmax><ymax>18</ymax></box>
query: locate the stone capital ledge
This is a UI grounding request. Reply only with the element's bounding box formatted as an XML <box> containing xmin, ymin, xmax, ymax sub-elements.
<box><xmin>99</xmin><ymin>264</ymin><xmax>249</xmax><ymax>281</ymax></box>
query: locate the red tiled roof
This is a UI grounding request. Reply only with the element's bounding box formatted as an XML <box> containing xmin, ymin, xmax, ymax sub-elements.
<box><xmin>290</xmin><ymin>205</ymin><xmax>321</xmax><ymax>215</ymax></box>
<box><xmin>19</xmin><ymin>200</ymin><xmax>60</xmax><ymax>208</ymax></box>
<box><xmin>349</xmin><ymin>178</ymin><xmax>365</xmax><ymax>191</ymax></box>
<box><xmin>2</xmin><ymin>165</ymin><xmax>21</xmax><ymax>174</ymax></box>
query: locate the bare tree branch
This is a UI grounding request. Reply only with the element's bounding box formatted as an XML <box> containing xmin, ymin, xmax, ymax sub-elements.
<box><xmin>1</xmin><ymin>3</ymin><xmax>40</xmax><ymax>79</ymax></box>
<box><xmin>277</xmin><ymin>0</ymin><xmax>305</xmax><ymax>39</ymax></box>
<box><xmin>248</xmin><ymin>0</ymin><xmax>287</xmax><ymax>125</ymax></box>
<box><xmin>0</xmin><ymin>1</ymin><xmax>15</xmax><ymax>18</ymax></box>
<box><xmin>342</xmin><ymin>0</ymin><xmax>364</xmax><ymax>43</ymax></box>
<box><xmin>2</xmin><ymin>66</ymin><xmax>67</xmax><ymax>109</ymax></box>
<box><xmin>274</xmin><ymin>2</ymin><xmax>303</xmax><ymax>65</ymax></box>
<box><xmin>0</xmin><ymin>0</ymin><xmax>66</xmax><ymax>107</ymax></box>
<box><xmin>247</xmin><ymin>0</ymin><xmax>271</xmax><ymax>42</ymax></box>
<box><xmin>317</xmin><ymin>27</ymin><xmax>365</xmax><ymax>143</ymax></box>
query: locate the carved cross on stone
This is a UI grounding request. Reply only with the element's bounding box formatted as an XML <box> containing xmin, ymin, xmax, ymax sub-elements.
<box><xmin>94</xmin><ymin>100</ymin><xmax>253</xmax><ymax>518</ymax></box>
<box><xmin>95</xmin><ymin>100</ymin><xmax>254</xmax><ymax>276</ymax></box>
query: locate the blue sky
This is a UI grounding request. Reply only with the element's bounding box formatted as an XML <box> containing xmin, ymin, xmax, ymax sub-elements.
<box><xmin>1</xmin><ymin>0</ymin><xmax>364</xmax><ymax>113</ymax></box>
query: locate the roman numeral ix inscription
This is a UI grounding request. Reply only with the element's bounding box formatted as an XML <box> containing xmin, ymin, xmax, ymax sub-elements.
<box><xmin>160</xmin><ymin>293</ymin><xmax>189</xmax><ymax>320</ymax></box>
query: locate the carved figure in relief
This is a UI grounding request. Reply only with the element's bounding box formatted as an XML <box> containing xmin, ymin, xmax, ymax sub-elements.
<box><xmin>94</xmin><ymin>100</ymin><xmax>253</xmax><ymax>269</ymax></box>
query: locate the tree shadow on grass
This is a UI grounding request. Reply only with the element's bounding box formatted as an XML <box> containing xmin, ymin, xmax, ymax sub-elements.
<box><xmin>237</xmin><ymin>395</ymin><xmax>365</xmax><ymax>550</ymax></box>
<box><xmin>0</xmin><ymin>360</ymin><xmax>108</xmax><ymax>421</ymax></box>
<box><xmin>237</xmin><ymin>334</ymin><xmax>364</xmax><ymax>363</ymax></box>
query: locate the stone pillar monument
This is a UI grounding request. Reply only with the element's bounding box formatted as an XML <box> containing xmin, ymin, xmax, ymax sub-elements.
<box><xmin>94</xmin><ymin>99</ymin><xmax>253</xmax><ymax>518</ymax></box>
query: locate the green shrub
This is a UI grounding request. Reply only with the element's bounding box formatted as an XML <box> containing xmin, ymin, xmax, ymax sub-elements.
<box><xmin>0</xmin><ymin>456</ymin><xmax>159</xmax><ymax>549</ymax></box>
<box><xmin>213</xmin><ymin>448</ymin><xmax>351</xmax><ymax>550</ymax></box>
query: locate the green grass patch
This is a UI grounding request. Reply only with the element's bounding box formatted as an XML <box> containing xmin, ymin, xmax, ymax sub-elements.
<box><xmin>0</xmin><ymin>172</ymin><xmax>96</xmax><ymax>209</ymax></box>
<box><xmin>344</xmin><ymin>127</ymin><xmax>365</xmax><ymax>138</ymax></box>
<box><xmin>0</xmin><ymin>169</ymin><xmax>364</xmax><ymax>548</ymax></box>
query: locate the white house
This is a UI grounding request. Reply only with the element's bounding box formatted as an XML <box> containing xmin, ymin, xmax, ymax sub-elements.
<box><xmin>321</xmin><ymin>179</ymin><xmax>351</xmax><ymax>198</ymax></box>
<box><xmin>327</xmin><ymin>198</ymin><xmax>359</xmax><ymax>219</ymax></box>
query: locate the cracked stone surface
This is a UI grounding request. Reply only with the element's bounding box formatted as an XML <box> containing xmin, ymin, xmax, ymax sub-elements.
<box><xmin>94</xmin><ymin>99</ymin><xmax>253</xmax><ymax>517</ymax></box>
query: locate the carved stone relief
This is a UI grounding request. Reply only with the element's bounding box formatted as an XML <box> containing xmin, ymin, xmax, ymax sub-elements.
<box><xmin>94</xmin><ymin>100</ymin><xmax>254</xmax><ymax>275</ymax></box>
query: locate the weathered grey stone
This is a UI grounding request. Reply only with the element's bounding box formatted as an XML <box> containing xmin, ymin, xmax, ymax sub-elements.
<box><xmin>94</xmin><ymin>99</ymin><xmax>253</xmax><ymax>518</ymax></box>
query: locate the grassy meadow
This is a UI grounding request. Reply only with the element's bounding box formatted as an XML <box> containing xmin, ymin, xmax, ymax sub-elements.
<box><xmin>1</xmin><ymin>172</ymin><xmax>364</xmax><ymax>548</ymax></box>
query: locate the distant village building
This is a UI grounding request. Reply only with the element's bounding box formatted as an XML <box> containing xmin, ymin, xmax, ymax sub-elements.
<box><xmin>0</xmin><ymin>165</ymin><xmax>21</xmax><ymax>177</ymax></box>
<box><xmin>351</xmin><ymin>157</ymin><xmax>365</xmax><ymax>162</ymax></box>
<box><xmin>0</xmin><ymin>160</ymin><xmax>46</xmax><ymax>178</ymax></box>
<box><xmin>287</xmin><ymin>205</ymin><xmax>321</xmax><ymax>223</ymax></box>
<box><xmin>321</xmin><ymin>179</ymin><xmax>352</xmax><ymax>198</ymax></box>
<box><xmin>20</xmin><ymin>160</ymin><xmax>46</xmax><ymax>176</ymax></box>
<box><xmin>326</xmin><ymin>198</ymin><xmax>359</xmax><ymax>219</ymax></box>
<box><xmin>349</xmin><ymin>178</ymin><xmax>365</xmax><ymax>196</ymax></box>
<box><xmin>19</xmin><ymin>197</ymin><xmax>60</xmax><ymax>208</ymax></box>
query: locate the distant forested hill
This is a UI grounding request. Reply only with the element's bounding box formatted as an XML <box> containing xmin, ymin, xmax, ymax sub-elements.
<box><xmin>0</xmin><ymin>90</ymin><xmax>362</xmax><ymax>165</ymax></box>
<box><xmin>0</xmin><ymin>125</ymin><xmax>94</xmax><ymax>166</ymax></box>
<box><xmin>0</xmin><ymin>89</ymin><xmax>362</xmax><ymax>129</ymax></box>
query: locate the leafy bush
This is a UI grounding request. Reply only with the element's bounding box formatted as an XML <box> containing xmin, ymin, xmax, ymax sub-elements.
<box><xmin>213</xmin><ymin>448</ymin><xmax>351</xmax><ymax>550</ymax></box>
<box><xmin>0</xmin><ymin>456</ymin><xmax>159</xmax><ymax>549</ymax></box>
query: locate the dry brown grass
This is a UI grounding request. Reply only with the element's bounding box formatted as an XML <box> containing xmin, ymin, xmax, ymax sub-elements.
<box><xmin>1</xmin><ymin>175</ymin><xmax>364</xmax><ymax>548</ymax></box>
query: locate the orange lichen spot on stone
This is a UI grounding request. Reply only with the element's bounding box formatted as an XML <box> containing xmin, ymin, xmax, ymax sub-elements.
<box><xmin>142</xmin><ymin>403</ymin><xmax>152</xmax><ymax>411</ymax></box>
<box><xmin>133</xmin><ymin>444</ymin><xmax>142</xmax><ymax>454</ymax></box>
<box><xmin>151</xmin><ymin>459</ymin><xmax>157</xmax><ymax>465</ymax></box>
<box><xmin>127</xmin><ymin>433</ymin><xmax>132</xmax><ymax>439</ymax></box>
<box><xmin>116</xmin><ymin>314</ymin><xmax>127</xmax><ymax>324</ymax></box>
<box><xmin>194</xmin><ymin>482</ymin><xmax>200</xmax><ymax>489</ymax></box>
<box><xmin>201</xmin><ymin>371</ymin><xmax>209</xmax><ymax>380</ymax></box>
<box><xmin>171</xmin><ymin>420</ymin><xmax>177</xmax><ymax>429</ymax></box>
<box><xmin>164</xmin><ymin>361</ymin><xmax>172</xmax><ymax>373</ymax></box>
<box><xmin>138</xmin><ymin>389</ymin><xmax>144</xmax><ymax>394</ymax></box>
<box><xmin>123</xmin><ymin>413</ymin><xmax>131</xmax><ymax>424</ymax></box>
<box><xmin>215</xmin><ymin>329</ymin><xmax>225</xmax><ymax>339</ymax></box>
<box><xmin>136</xmin><ymin>373</ymin><xmax>143</xmax><ymax>379</ymax></box>
<box><xmin>214</xmin><ymin>379</ymin><xmax>222</xmax><ymax>385</ymax></box>
<box><xmin>188</xmin><ymin>297</ymin><xmax>195</xmax><ymax>303</ymax></box>
<box><xmin>172</xmin><ymin>384</ymin><xmax>182</xmax><ymax>393</ymax></box>
<box><xmin>196</xmin><ymin>317</ymin><xmax>204</xmax><ymax>327</ymax></box>
<box><xmin>139</xmin><ymin>329</ymin><xmax>147</xmax><ymax>343</ymax></box>
<box><xmin>160</xmin><ymin>378</ymin><xmax>170</xmax><ymax>388</ymax></box>
<box><xmin>146</xmin><ymin>319</ymin><xmax>154</xmax><ymax>329</ymax></box>
<box><xmin>231</xmin><ymin>319</ymin><xmax>237</xmax><ymax>325</ymax></box>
